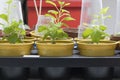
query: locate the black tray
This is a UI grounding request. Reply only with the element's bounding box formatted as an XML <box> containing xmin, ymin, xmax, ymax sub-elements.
<box><xmin>0</xmin><ymin>50</ymin><xmax>120</xmax><ymax>67</ymax></box>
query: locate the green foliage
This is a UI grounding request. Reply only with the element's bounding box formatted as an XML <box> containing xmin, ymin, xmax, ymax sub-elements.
<box><xmin>45</xmin><ymin>0</ymin><xmax>75</xmax><ymax>27</ymax></box>
<box><xmin>38</xmin><ymin>22</ymin><xmax>68</xmax><ymax>44</ymax></box>
<box><xmin>3</xmin><ymin>21</ymin><xmax>26</xmax><ymax>43</ymax></box>
<box><xmin>0</xmin><ymin>0</ymin><xmax>26</xmax><ymax>44</ymax></box>
<box><xmin>0</xmin><ymin>14</ymin><xmax>8</xmax><ymax>23</ymax></box>
<box><xmin>82</xmin><ymin>7</ymin><xmax>111</xmax><ymax>43</ymax></box>
<box><xmin>6</xmin><ymin>0</ymin><xmax>12</xmax><ymax>4</ymax></box>
<box><xmin>37</xmin><ymin>0</ymin><xmax>76</xmax><ymax>44</ymax></box>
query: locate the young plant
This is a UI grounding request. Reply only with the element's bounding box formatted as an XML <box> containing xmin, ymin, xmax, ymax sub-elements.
<box><xmin>45</xmin><ymin>0</ymin><xmax>75</xmax><ymax>27</ymax></box>
<box><xmin>82</xmin><ymin>7</ymin><xmax>112</xmax><ymax>43</ymax></box>
<box><xmin>38</xmin><ymin>0</ymin><xmax>76</xmax><ymax>44</ymax></box>
<box><xmin>0</xmin><ymin>0</ymin><xmax>26</xmax><ymax>43</ymax></box>
<box><xmin>38</xmin><ymin>22</ymin><xmax>68</xmax><ymax>44</ymax></box>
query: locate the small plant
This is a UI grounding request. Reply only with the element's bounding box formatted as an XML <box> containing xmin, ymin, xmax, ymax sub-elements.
<box><xmin>38</xmin><ymin>0</ymin><xmax>76</xmax><ymax>44</ymax></box>
<box><xmin>0</xmin><ymin>0</ymin><xmax>26</xmax><ymax>43</ymax></box>
<box><xmin>82</xmin><ymin>7</ymin><xmax>112</xmax><ymax>43</ymax></box>
<box><xmin>38</xmin><ymin>22</ymin><xmax>68</xmax><ymax>44</ymax></box>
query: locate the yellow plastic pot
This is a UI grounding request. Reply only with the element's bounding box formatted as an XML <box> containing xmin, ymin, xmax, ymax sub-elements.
<box><xmin>78</xmin><ymin>40</ymin><xmax>117</xmax><ymax>57</ymax></box>
<box><xmin>0</xmin><ymin>41</ymin><xmax>33</xmax><ymax>57</ymax></box>
<box><xmin>36</xmin><ymin>41</ymin><xmax>74</xmax><ymax>57</ymax></box>
<box><xmin>24</xmin><ymin>36</ymin><xmax>36</xmax><ymax>41</ymax></box>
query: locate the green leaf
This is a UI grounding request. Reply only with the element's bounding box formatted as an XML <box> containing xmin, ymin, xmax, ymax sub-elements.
<box><xmin>100</xmin><ymin>7</ymin><xmax>109</xmax><ymax>14</ymax></box>
<box><xmin>57</xmin><ymin>29</ymin><xmax>68</xmax><ymax>39</ymax></box>
<box><xmin>46</xmin><ymin>1</ymin><xmax>57</xmax><ymax>7</ymax></box>
<box><xmin>49</xmin><ymin>22</ymin><xmax>62</xmax><ymax>28</ymax></box>
<box><xmin>0</xmin><ymin>14</ymin><xmax>8</xmax><ymax>22</ymax></box>
<box><xmin>82</xmin><ymin>28</ymin><xmax>92</xmax><ymax>39</ymax></box>
<box><xmin>7</xmin><ymin>33</ymin><xmax>19</xmax><ymax>44</ymax></box>
<box><xmin>99</xmin><ymin>25</ymin><xmax>107</xmax><ymax>31</ymax></box>
<box><xmin>43</xmin><ymin>33</ymin><xmax>49</xmax><ymax>40</ymax></box>
<box><xmin>38</xmin><ymin>25</ymin><xmax>47</xmax><ymax>32</ymax></box>
<box><xmin>107</xmin><ymin>15</ymin><xmax>112</xmax><ymax>18</ymax></box>
<box><xmin>58</xmin><ymin>1</ymin><xmax>65</xmax><ymax>5</ymax></box>
<box><xmin>62</xmin><ymin>9</ymin><xmax>70</xmax><ymax>13</ymax></box>
<box><xmin>103</xmin><ymin>15</ymin><xmax>112</xmax><ymax>19</ymax></box>
<box><xmin>4</xmin><ymin>27</ymin><xmax>13</xmax><ymax>34</ymax></box>
<box><xmin>90</xmin><ymin>30</ymin><xmax>102</xmax><ymax>43</ymax></box>
<box><xmin>6</xmin><ymin>0</ymin><xmax>13</xmax><ymax>4</ymax></box>
<box><xmin>64</xmin><ymin>3</ymin><xmax>70</xmax><ymax>7</ymax></box>
<box><xmin>48</xmin><ymin>10</ymin><xmax>58</xmax><ymax>15</ymax></box>
<box><xmin>10</xmin><ymin>21</ymin><xmax>20</xmax><ymax>28</ymax></box>
<box><xmin>62</xmin><ymin>17</ymin><xmax>75</xmax><ymax>21</ymax></box>
<box><xmin>45</xmin><ymin>14</ymin><xmax>56</xmax><ymax>20</ymax></box>
<box><xmin>55</xmin><ymin>22</ymin><xmax>62</xmax><ymax>28</ymax></box>
<box><xmin>20</xmin><ymin>29</ymin><xmax>26</xmax><ymax>35</ymax></box>
<box><xmin>62</xmin><ymin>23</ymin><xmax>69</xmax><ymax>27</ymax></box>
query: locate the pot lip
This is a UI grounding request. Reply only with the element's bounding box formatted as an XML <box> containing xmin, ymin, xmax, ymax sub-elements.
<box><xmin>111</xmin><ymin>34</ymin><xmax>120</xmax><ymax>37</ymax></box>
<box><xmin>0</xmin><ymin>40</ymin><xmax>33</xmax><ymax>45</ymax></box>
<box><xmin>77</xmin><ymin>40</ymin><xmax>117</xmax><ymax>45</ymax></box>
<box><xmin>30</xmin><ymin>31</ymin><xmax>42</xmax><ymax>37</ymax></box>
<box><xmin>36</xmin><ymin>40</ymin><xmax>74</xmax><ymax>45</ymax></box>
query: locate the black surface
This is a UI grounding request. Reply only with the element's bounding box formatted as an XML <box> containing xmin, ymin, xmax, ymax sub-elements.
<box><xmin>0</xmin><ymin>50</ymin><xmax>120</xmax><ymax>67</ymax></box>
<box><xmin>20</xmin><ymin>0</ymin><xmax>28</xmax><ymax>24</ymax></box>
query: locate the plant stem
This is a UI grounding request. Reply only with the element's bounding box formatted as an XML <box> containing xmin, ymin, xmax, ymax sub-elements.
<box><xmin>7</xmin><ymin>3</ymin><xmax>10</xmax><ymax>25</ymax></box>
<box><xmin>51</xmin><ymin>39</ymin><xmax>56</xmax><ymax>44</ymax></box>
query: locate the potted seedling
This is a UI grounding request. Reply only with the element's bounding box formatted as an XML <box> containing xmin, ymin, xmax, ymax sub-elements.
<box><xmin>0</xmin><ymin>0</ymin><xmax>33</xmax><ymax>56</ymax></box>
<box><xmin>31</xmin><ymin>0</ymin><xmax>75</xmax><ymax>38</ymax></box>
<box><xmin>36</xmin><ymin>0</ymin><xmax>75</xmax><ymax>57</ymax></box>
<box><xmin>77</xmin><ymin>7</ymin><xmax>117</xmax><ymax>57</ymax></box>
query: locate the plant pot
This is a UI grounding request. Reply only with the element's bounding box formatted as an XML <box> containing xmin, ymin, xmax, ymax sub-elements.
<box><xmin>24</xmin><ymin>36</ymin><xmax>36</xmax><ymax>41</ymax></box>
<box><xmin>36</xmin><ymin>41</ymin><xmax>74</xmax><ymax>57</ymax></box>
<box><xmin>77</xmin><ymin>40</ymin><xmax>117</xmax><ymax>57</ymax></box>
<box><xmin>0</xmin><ymin>41</ymin><xmax>33</xmax><ymax>57</ymax></box>
<box><xmin>30</xmin><ymin>31</ymin><xmax>42</xmax><ymax>38</ymax></box>
<box><xmin>63</xmin><ymin>28</ymin><xmax>78</xmax><ymax>38</ymax></box>
<box><xmin>110</xmin><ymin>35</ymin><xmax>120</xmax><ymax>50</ymax></box>
<box><xmin>110</xmin><ymin>35</ymin><xmax>120</xmax><ymax>41</ymax></box>
<box><xmin>26</xmin><ymin>29</ymin><xmax>33</xmax><ymax>37</ymax></box>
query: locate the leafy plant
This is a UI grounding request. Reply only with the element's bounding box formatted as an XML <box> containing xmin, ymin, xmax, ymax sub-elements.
<box><xmin>82</xmin><ymin>7</ymin><xmax>112</xmax><ymax>43</ymax></box>
<box><xmin>0</xmin><ymin>0</ymin><xmax>26</xmax><ymax>43</ymax></box>
<box><xmin>38</xmin><ymin>0</ymin><xmax>76</xmax><ymax>44</ymax></box>
<box><xmin>38</xmin><ymin>22</ymin><xmax>68</xmax><ymax>44</ymax></box>
<box><xmin>45</xmin><ymin>0</ymin><xmax>75</xmax><ymax>27</ymax></box>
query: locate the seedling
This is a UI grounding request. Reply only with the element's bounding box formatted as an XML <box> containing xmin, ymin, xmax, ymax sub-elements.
<box><xmin>0</xmin><ymin>0</ymin><xmax>25</xmax><ymax>43</ymax></box>
<box><xmin>38</xmin><ymin>22</ymin><xmax>68</xmax><ymax>44</ymax></box>
<box><xmin>38</xmin><ymin>0</ymin><xmax>76</xmax><ymax>44</ymax></box>
<box><xmin>82</xmin><ymin>7</ymin><xmax>112</xmax><ymax>43</ymax></box>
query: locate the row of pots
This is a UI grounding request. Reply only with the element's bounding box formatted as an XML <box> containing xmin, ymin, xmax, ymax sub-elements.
<box><xmin>0</xmin><ymin>36</ymin><xmax>118</xmax><ymax>57</ymax></box>
<box><xmin>36</xmin><ymin>37</ymin><xmax>119</xmax><ymax>57</ymax></box>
